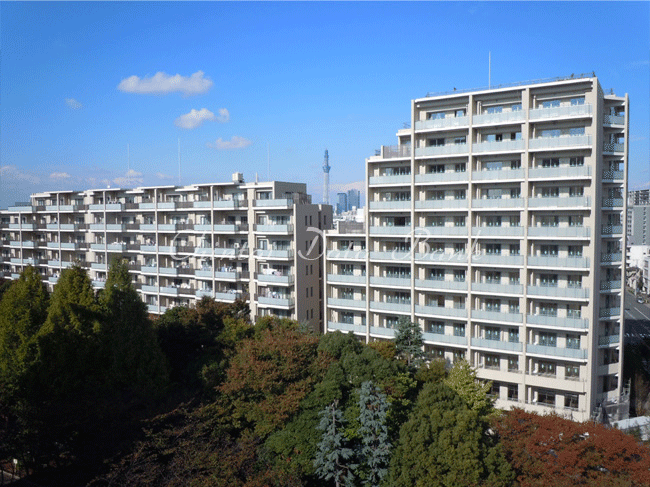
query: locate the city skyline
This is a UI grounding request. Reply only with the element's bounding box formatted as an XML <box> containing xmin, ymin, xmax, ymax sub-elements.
<box><xmin>2</xmin><ymin>1</ymin><xmax>649</xmax><ymax>209</ymax></box>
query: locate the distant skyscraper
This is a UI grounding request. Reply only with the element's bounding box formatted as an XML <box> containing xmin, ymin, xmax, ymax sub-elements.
<box><xmin>347</xmin><ymin>189</ymin><xmax>361</xmax><ymax>210</ymax></box>
<box><xmin>337</xmin><ymin>192</ymin><xmax>348</xmax><ymax>214</ymax></box>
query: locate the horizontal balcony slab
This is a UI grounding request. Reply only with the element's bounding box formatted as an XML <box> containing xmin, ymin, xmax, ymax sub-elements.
<box><xmin>526</xmin><ymin>314</ymin><xmax>589</xmax><ymax>330</ymax></box>
<box><xmin>472</xmin><ymin>309</ymin><xmax>523</xmax><ymax>323</ymax></box>
<box><xmin>415</xmin><ymin>305</ymin><xmax>467</xmax><ymax>319</ymax></box>
<box><xmin>527</xmin><ymin>285</ymin><xmax>590</xmax><ymax>299</ymax></box>
<box><xmin>528</xmin><ymin>166</ymin><xmax>592</xmax><ymax>179</ymax></box>
<box><xmin>471</xmin><ymin>337</ymin><xmax>523</xmax><ymax>352</ymax></box>
<box><xmin>328</xmin><ymin>298</ymin><xmax>367</xmax><ymax>309</ymax></box>
<box><xmin>527</xmin><ymin>344</ymin><xmax>587</xmax><ymax>360</ymax></box>
<box><xmin>327</xmin><ymin>321</ymin><xmax>367</xmax><ymax>335</ymax></box>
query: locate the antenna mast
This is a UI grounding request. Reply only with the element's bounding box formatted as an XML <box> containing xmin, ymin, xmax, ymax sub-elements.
<box><xmin>322</xmin><ymin>149</ymin><xmax>331</xmax><ymax>205</ymax></box>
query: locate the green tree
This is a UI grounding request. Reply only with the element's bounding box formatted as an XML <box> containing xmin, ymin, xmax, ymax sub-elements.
<box><xmin>358</xmin><ymin>381</ymin><xmax>391</xmax><ymax>487</ymax></box>
<box><xmin>314</xmin><ymin>400</ymin><xmax>357</xmax><ymax>487</ymax></box>
<box><xmin>388</xmin><ymin>382</ymin><xmax>513</xmax><ymax>487</ymax></box>
<box><xmin>444</xmin><ymin>359</ymin><xmax>493</xmax><ymax>416</ymax></box>
<box><xmin>98</xmin><ymin>257</ymin><xmax>167</xmax><ymax>397</ymax></box>
<box><xmin>394</xmin><ymin>317</ymin><xmax>424</xmax><ymax>367</ymax></box>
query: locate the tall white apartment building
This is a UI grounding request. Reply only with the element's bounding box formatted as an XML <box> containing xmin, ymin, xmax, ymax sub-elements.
<box><xmin>0</xmin><ymin>174</ymin><xmax>332</xmax><ymax>330</ymax></box>
<box><xmin>325</xmin><ymin>75</ymin><xmax>628</xmax><ymax>421</ymax></box>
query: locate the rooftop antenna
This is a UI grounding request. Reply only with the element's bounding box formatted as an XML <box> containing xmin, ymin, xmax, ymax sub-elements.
<box><xmin>322</xmin><ymin>149</ymin><xmax>330</xmax><ymax>205</ymax></box>
<box><xmin>489</xmin><ymin>51</ymin><xmax>491</xmax><ymax>89</ymax></box>
<box><xmin>178</xmin><ymin>138</ymin><xmax>181</xmax><ymax>185</ymax></box>
<box><xmin>127</xmin><ymin>143</ymin><xmax>131</xmax><ymax>186</ymax></box>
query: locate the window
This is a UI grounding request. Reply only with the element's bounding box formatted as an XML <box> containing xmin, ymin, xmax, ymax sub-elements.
<box><xmin>428</xmin><ymin>321</ymin><xmax>445</xmax><ymax>334</ymax></box>
<box><xmin>454</xmin><ymin>269</ymin><xmax>465</xmax><ymax>282</ymax></box>
<box><xmin>455</xmin><ymin>163</ymin><xmax>466</xmax><ymax>172</ymax></box>
<box><xmin>509</xmin><ymin>216</ymin><xmax>521</xmax><ymax>227</ymax></box>
<box><xmin>454</xmin><ymin>189</ymin><xmax>466</xmax><ymax>200</ymax></box>
<box><xmin>510</xmin><ymin>243</ymin><xmax>520</xmax><ymax>255</ymax></box>
<box><xmin>567</xmin><ymin>306</ymin><xmax>581</xmax><ymax>319</ymax></box>
<box><xmin>485</xmin><ymin>299</ymin><xmax>501</xmax><ymax>312</ymax></box>
<box><xmin>539</xmin><ymin>303</ymin><xmax>557</xmax><ymax>317</ymax></box>
<box><xmin>431</xmin><ymin>216</ymin><xmax>444</xmax><ymax>227</ymax></box>
<box><xmin>541</xmin><ymin>158</ymin><xmax>560</xmax><ymax>168</ymax></box>
<box><xmin>508</xmin><ymin>328</ymin><xmax>519</xmax><ymax>343</ymax></box>
<box><xmin>566</xmin><ymin>335</ymin><xmax>580</xmax><ymax>349</ymax></box>
<box><xmin>537</xmin><ymin>390</ymin><xmax>555</xmax><ymax>405</ymax></box>
<box><xmin>485</xmin><ymin>326</ymin><xmax>500</xmax><ymax>340</ymax></box>
<box><xmin>428</xmin><ymin>111</ymin><xmax>445</xmax><ymax>120</ymax></box>
<box><xmin>568</xmin><ymin>245</ymin><xmax>582</xmax><ymax>257</ymax></box>
<box><xmin>569</xmin><ymin>186</ymin><xmax>584</xmax><ymax>197</ymax></box>
<box><xmin>485</xmin><ymin>271</ymin><xmax>501</xmax><ymax>283</ymax></box>
<box><xmin>429</xmin><ymin>268</ymin><xmax>444</xmax><ymax>281</ymax></box>
<box><xmin>508</xmin><ymin>357</ymin><xmax>519</xmax><ymax>372</ymax></box>
<box><xmin>454</xmin><ymin>242</ymin><xmax>466</xmax><ymax>254</ymax></box>
<box><xmin>485</xmin><ymin>216</ymin><xmax>502</xmax><ymax>227</ymax></box>
<box><xmin>453</xmin><ymin>350</ymin><xmax>465</xmax><ymax>363</ymax></box>
<box><xmin>431</xmin><ymin>164</ymin><xmax>445</xmax><ymax>173</ymax></box>
<box><xmin>542</xmin><ymin>99</ymin><xmax>560</xmax><ymax>108</ymax></box>
<box><xmin>538</xmin><ymin>361</ymin><xmax>556</xmax><ymax>376</ymax></box>
<box><xmin>541</xmin><ymin>187</ymin><xmax>559</xmax><ymax>198</ymax></box>
<box><xmin>453</xmin><ymin>323</ymin><xmax>465</xmax><ymax>337</ymax></box>
<box><xmin>386</xmin><ymin>316</ymin><xmax>399</xmax><ymax>328</ymax></box>
<box><xmin>487</xmin><ymin>106</ymin><xmax>503</xmax><ymax>114</ymax></box>
<box><xmin>510</xmin><ymin>159</ymin><xmax>521</xmax><ymax>170</ymax></box>
<box><xmin>511</xmin><ymin>103</ymin><xmax>522</xmax><ymax>111</ymax></box>
<box><xmin>454</xmin><ymin>216</ymin><xmax>466</xmax><ymax>227</ymax></box>
<box><xmin>454</xmin><ymin>296</ymin><xmax>465</xmax><ymax>309</ymax></box>
<box><xmin>508</xmin><ymin>384</ymin><xmax>518</xmax><ymax>401</ymax></box>
<box><xmin>539</xmin><ymin>215</ymin><xmax>559</xmax><ymax>227</ymax></box>
<box><xmin>565</xmin><ymin>393</ymin><xmax>579</xmax><ymax>409</ymax></box>
<box><xmin>510</xmin><ymin>188</ymin><xmax>521</xmax><ymax>199</ymax></box>
<box><xmin>428</xmin><ymin>138</ymin><xmax>445</xmax><ymax>147</ymax></box>
<box><xmin>509</xmin><ymin>273</ymin><xmax>520</xmax><ymax>285</ymax></box>
<box><xmin>341</xmin><ymin>312</ymin><xmax>354</xmax><ymax>324</ymax></box>
<box><xmin>508</xmin><ymin>300</ymin><xmax>520</xmax><ymax>314</ymax></box>
<box><xmin>570</xmin><ymin>97</ymin><xmax>585</xmax><ymax>106</ymax></box>
<box><xmin>485</xmin><ymin>354</ymin><xmax>500</xmax><ymax>369</ymax></box>
<box><xmin>569</xmin><ymin>127</ymin><xmax>585</xmax><ymax>136</ymax></box>
<box><xmin>566</xmin><ymin>366</ymin><xmax>580</xmax><ymax>380</ymax></box>
<box><xmin>431</xmin><ymin>190</ymin><xmax>445</xmax><ymax>200</ymax></box>
<box><xmin>539</xmin><ymin>332</ymin><xmax>557</xmax><ymax>347</ymax></box>
<box><xmin>340</xmin><ymin>288</ymin><xmax>354</xmax><ymax>300</ymax></box>
<box><xmin>486</xmin><ymin>243</ymin><xmax>501</xmax><ymax>255</ymax></box>
<box><xmin>568</xmin><ymin>215</ymin><xmax>583</xmax><ymax>227</ymax></box>
<box><xmin>567</xmin><ymin>276</ymin><xmax>581</xmax><ymax>288</ymax></box>
<box><xmin>454</xmin><ymin>136</ymin><xmax>466</xmax><ymax>145</ymax></box>
<box><xmin>455</xmin><ymin>109</ymin><xmax>466</xmax><ymax>117</ymax></box>
<box><xmin>540</xmin><ymin>274</ymin><xmax>558</xmax><ymax>287</ymax></box>
<box><xmin>570</xmin><ymin>156</ymin><xmax>584</xmax><ymax>167</ymax></box>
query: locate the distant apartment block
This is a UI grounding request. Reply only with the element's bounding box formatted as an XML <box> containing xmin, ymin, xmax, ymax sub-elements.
<box><xmin>324</xmin><ymin>75</ymin><xmax>628</xmax><ymax>421</ymax></box>
<box><xmin>0</xmin><ymin>174</ymin><xmax>332</xmax><ymax>330</ymax></box>
<box><xmin>627</xmin><ymin>204</ymin><xmax>649</xmax><ymax>245</ymax></box>
<box><xmin>628</xmin><ymin>189</ymin><xmax>649</xmax><ymax>206</ymax></box>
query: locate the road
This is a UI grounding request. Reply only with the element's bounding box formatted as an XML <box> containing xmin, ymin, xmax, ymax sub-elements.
<box><xmin>624</xmin><ymin>290</ymin><xmax>650</xmax><ymax>344</ymax></box>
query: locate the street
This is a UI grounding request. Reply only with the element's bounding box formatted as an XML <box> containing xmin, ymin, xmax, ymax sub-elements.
<box><xmin>624</xmin><ymin>290</ymin><xmax>650</xmax><ymax>344</ymax></box>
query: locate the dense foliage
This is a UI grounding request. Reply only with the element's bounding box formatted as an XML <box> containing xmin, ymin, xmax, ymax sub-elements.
<box><xmin>1</xmin><ymin>265</ymin><xmax>649</xmax><ymax>486</ymax></box>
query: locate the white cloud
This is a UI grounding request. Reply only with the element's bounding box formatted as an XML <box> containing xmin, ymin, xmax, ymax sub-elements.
<box><xmin>65</xmin><ymin>98</ymin><xmax>83</xmax><ymax>109</ymax></box>
<box><xmin>175</xmin><ymin>108</ymin><xmax>216</xmax><ymax>129</ymax></box>
<box><xmin>0</xmin><ymin>165</ymin><xmax>40</xmax><ymax>185</ymax></box>
<box><xmin>216</xmin><ymin>108</ymin><xmax>230</xmax><ymax>123</ymax></box>
<box><xmin>113</xmin><ymin>169</ymin><xmax>143</xmax><ymax>186</ymax></box>
<box><xmin>49</xmin><ymin>172</ymin><xmax>71</xmax><ymax>180</ymax></box>
<box><xmin>156</xmin><ymin>172</ymin><xmax>175</xmax><ymax>180</ymax></box>
<box><xmin>206</xmin><ymin>136</ymin><xmax>252</xmax><ymax>150</ymax></box>
<box><xmin>117</xmin><ymin>70</ymin><xmax>213</xmax><ymax>96</ymax></box>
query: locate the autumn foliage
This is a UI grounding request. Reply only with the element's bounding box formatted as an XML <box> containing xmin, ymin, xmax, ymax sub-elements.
<box><xmin>493</xmin><ymin>408</ymin><xmax>650</xmax><ymax>487</ymax></box>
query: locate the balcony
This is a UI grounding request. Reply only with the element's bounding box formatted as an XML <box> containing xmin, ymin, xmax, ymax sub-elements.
<box><xmin>415</xmin><ymin>199</ymin><xmax>468</xmax><ymax>210</ymax></box>
<box><xmin>214</xmin><ymin>271</ymin><xmax>240</xmax><ymax>280</ymax></box>
<box><xmin>473</xmin><ymin>110</ymin><xmax>526</xmax><ymax>125</ymax></box>
<box><xmin>414</xmin><ymin>172</ymin><xmax>469</xmax><ymax>184</ymax></box>
<box><xmin>90</xmin><ymin>262</ymin><xmax>107</xmax><ymax>271</ymax></box>
<box><xmin>415</xmin><ymin>226</ymin><xmax>468</xmax><ymax>237</ymax></box>
<box><xmin>328</xmin><ymin>321</ymin><xmax>367</xmax><ymax>335</ymax></box>
<box><xmin>471</xmin><ymin>337</ymin><xmax>523</xmax><ymax>352</ymax></box>
<box><xmin>471</xmin><ymin>169</ymin><xmax>524</xmax><ymax>181</ymax></box>
<box><xmin>603</xmin><ymin>142</ymin><xmax>624</xmax><ymax>153</ymax></box>
<box><xmin>254</xmin><ymin>198</ymin><xmax>293</xmax><ymax>208</ymax></box>
<box><xmin>328</xmin><ymin>297</ymin><xmax>367</xmax><ymax>309</ymax></box>
<box><xmin>423</xmin><ymin>332</ymin><xmax>467</xmax><ymax>346</ymax></box>
<box><xmin>602</xmin><ymin>170</ymin><xmax>624</xmax><ymax>182</ymax></box>
<box><xmin>212</xmin><ymin>224</ymin><xmax>241</xmax><ymax>233</ymax></box>
<box><xmin>527</xmin><ymin>196</ymin><xmax>591</xmax><ymax>208</ymax></box>
<box><xmin>90</xmin><ymin>243</ymin><xmax>106</xmax><ymax>251</ymax></box>
<box><xmin>369</xmin><ymin>201</ymin><xmax>411</xmax><ymax>210</ymax></box>
<box><xmin>369</xmin><ymin>251</ymin><xmax>411</xmax><ymax>261</ymax></box>
<box><xmin>527</xmin><ymin>344</ymin><xmax>587</xmax><ymax>360</ymax></box>
<box><xmin>194</xmin><ymin>199</ymin><xmax>236</xmax><ymax>209</ymax></box>
<box><xmin>600</xmin><ymin>280</ymin><xmax>621</xmax><ymax>292</ymax></box>
<box><xmin>471</xmin><ymin>282</ymin><xmax>523</xmax><ymax>295</ymax></box>
<box><xmin>528</xmin><ymin>135</ymin><xmax>591</xmax><ymax>150</ymax></box>
<box><xmin>92</xmin><ymin>280</ymin><xmax>106</xmax><ymax>289</ymax></box>
<box><xmin>529</xmin><ymin>103</ymin><xmax>593</xmax><ymax>121</ymax></box>
<box><xmin>471</xmin><ymin>226</ymin><xmax>524</xmax><ymax>237</ymax></box>
<box><xmin>327</xmin><ymin>274</ymin><xmax>366</xmax><ymax>285</ymax></box>
<box><xmin>257</xmin><ymin>295</ymin><xmax>295</xmax><ymax>307</ymax></box>
<box><xmin>528</xmin><ymin>166</ymin><xmax>592</xmax><ymax>179</ymax></box>
<box><xmin>527</xmin><ymin>285</ymin><xmax>589</xmax><ymax>299</ymax></box>
<box><xmin>415</xmin><ymin>143</ymin><xmax>468</xmax><ymax>157</ymax></box>
<box><xmin>214</xmin><ymin>291</ymin><xmax>242</xmax><ymax>302</ymax></box>
<box><xmin>598</xmin><ymin>335</ymin><xmax>620</xmax><ymax>347</ymax></box>
<box><xmin>601</xmin><ymin>253</ymin><xmax>622</xmax><ymax>264</ymax></box>
<box><xmin>527</xmin><ymin>226</ymin><xmax>591</xmax><ymax>238</ymax></box>
<box><xmin>472</xmin><ymin>309</ymin><xmax>523</xmax><ymax>323</ymax></box>
<box><xmin>255</xmin><ymin>224</ymin><xmax>294</xmax><ymax>233</ymax></box>
<box><xmin>8</xmin><ymin>204</ymin><xmax>33</xmax><ymax>212</ymax></box>
<box><xmin>255</xmin><ymin>249</ymin><xmax>294</xmax><ymax>259</ymax></box>
<box><xmin>370</xmin><ymin>301</ymin><xmax>411</xmax><ymax>313</ymax></box>
<box><xmin>526</xmin><ymin>314</ymin><xmax>589</xmax><ymax>330</ymax></box>
<box><xmin>601</xmin><ymin>225</ymin><xmax>623</xmax><ymax>236</ymax></box>
<box><xmin>213</xmin><ymin>247</ymin><xmax>248</xmax><ymax>258</ymax></box>
<box><xmin>372</xmin><ymin>145</ymin><xmax>412</xmax><ymax>159</ymax></box>
<box><xmin>160</xmin><ymin>286</ymin><xmax>181</xmax><ymax>295</ymax></box>
<box><xmin>599</xmin><ymin>307</ymin><xmax>621</xmax><ymax>319</ymax></box>
<box><xmin>528</xmin><ymin>255</ymin><xmax>589</xmax><ymax>268</ymax></box>
<box><xmin>473</xmin><ymin>139</ymin><xmax>525</xmax><ymax>154</ymax></box>
<box><xmin>415</xmin><ymin>116</ymin><xmax>469</xmax><ymax>131</ymax></box>
<box><xmin>141</xmin><ymin>285</ymin><xmax>159</xmax><ymax>293</ymax></box>
<box><xmin>327</xmin><ymin>249</ymin><xmax>367</xmax><ymax>260</ymax></box>
<box><xmin>369</xmin><ymin>226</ymin><xmax>412</xmax><ymax>236</ymax></box>
<box><xmin>369</xmin><ymin>326</ymin><xmax>396</xmax><ymax>338</ymax></box>
<box><xmin>370</xmin><ymin>276</ymin><xmax>411</xmax><ymax>288</ymax></box>
<box><xmin>472</xmin><ymin>198</ymin><xmax>524</xmax><ymax>209</ymax></box>
<box><xmin>414</xmin><ymin>305</ymin><xmax>467</xmax><ymax>319</ymax></box>
<box><xmin>603</xmin><ymin>114</ymin><xmax>625</xmax><ymax>125</ymax></box>
<box><xmin>470</xmin><ymin>254</ymin><xmax>524</xmax><ymax>266</ymax></box>
<box><xmin>415</xmin><ymin>252</ymin><xmax>467</xmax><ymax>263</ymax></box>
<box><xmin>415</xmin><ymin>279</ymin><xmax>467</xmax><ymax>291</ymax></box>
<box><xmin>257</xmin><ymin>273</ymin><xmax>294</xmax><ymax>284</ymax></box>
<box><xmin>368</xmin><ymin>174</ymin><xmax>411</xmax><ymax>185</ymax></box>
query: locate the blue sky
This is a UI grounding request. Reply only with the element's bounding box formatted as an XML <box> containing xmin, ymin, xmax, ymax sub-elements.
<box><xmin>1</xmin><ymin>1</ymin><xmax>648</xmax><ymax>208</ymax></box>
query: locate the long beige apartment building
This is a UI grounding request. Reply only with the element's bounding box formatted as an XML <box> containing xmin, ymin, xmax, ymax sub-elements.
<box><xmin>324</xmin><ymin>75</ymin><xmax>628</xmax><ymax>421</ymax></box>
<box><xmin>0</xmin><ymin>173</ymin><xmax>332</xmax><ymax>330</ymax></box>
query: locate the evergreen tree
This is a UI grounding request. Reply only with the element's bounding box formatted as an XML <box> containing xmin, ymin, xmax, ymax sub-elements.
<box><xmin>98</xmin><ymin>256</ymin><xmax>167</xmax><ymax>397</ymax></box>
<box><xmin>358</xmin><ymin>381</ymin><xmax>391</xmax><ymax>487</ymax></box>
<box><xmin>394</xmin><ymin>316</ymin><xmax>424</xmax><ymax>367</ymax></box>
<box><xmin>314</xmin><ymin>400</ymin><xmax>357</xmax><ymax>487</ymax></box>
<box><xmin>388</xmin><ymin>382</ymin><xmax>513</xmax><ymax>487</ymax></box>
<box><xmin>444</xmin><ymin>359</ymin><xmax>493</xmax><ymax>416</ymax></box>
